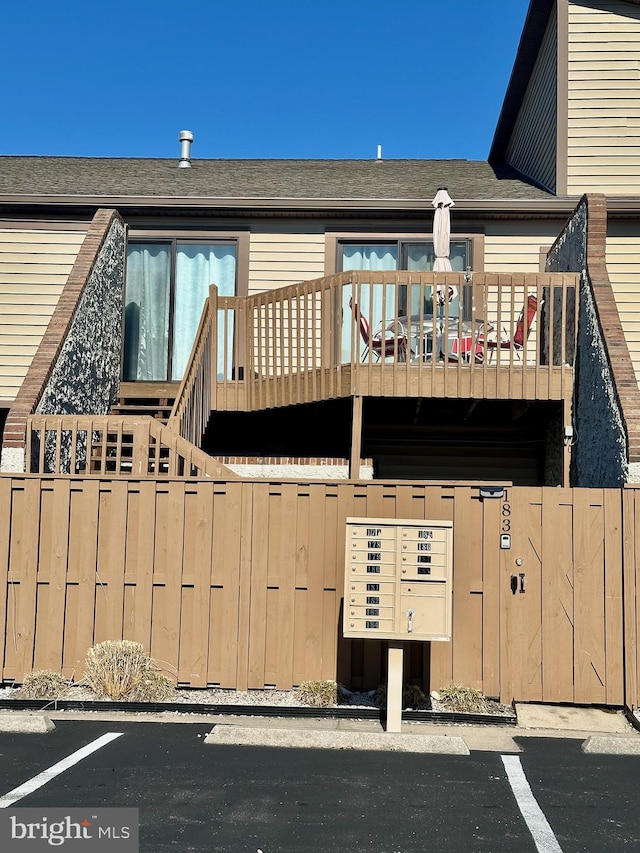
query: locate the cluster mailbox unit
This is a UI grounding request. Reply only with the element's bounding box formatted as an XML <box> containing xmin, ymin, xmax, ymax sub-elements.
<box><xmin>343</xmin><ymin>517</ymin><xmax>453</xmax><ymax>732</ymax></box>
<box><xmin>343</xmin><ymin>517</ymin><xmax>453</xmax><ymax>642</ymax></box>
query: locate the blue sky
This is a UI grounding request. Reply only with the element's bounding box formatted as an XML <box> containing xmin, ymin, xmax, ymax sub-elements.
<box><xmin>4</xmin><ymin>0</ymin><xmax>531</xmax><ymax>160</ymax></box>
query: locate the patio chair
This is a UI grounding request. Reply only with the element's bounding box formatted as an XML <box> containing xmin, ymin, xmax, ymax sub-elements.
<box><xmin>349</xmin><ymin>298</ymin><xmax>409</xmax><ymax>361</ymax></box>
<box><xmin>487</xmin><ymin>295</ymin><xmax>537</xmax><ymax>362</ymax></box>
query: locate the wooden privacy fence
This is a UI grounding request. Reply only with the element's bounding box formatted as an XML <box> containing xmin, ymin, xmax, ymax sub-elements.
<box><xmin>0</xmin><ymin>476</ymin><xmax>631</xmax><ymax>706</ymax></box>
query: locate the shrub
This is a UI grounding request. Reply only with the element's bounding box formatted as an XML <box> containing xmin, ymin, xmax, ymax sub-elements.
<box><xmin>437</xmin><ymin>684</ymin><xmax>491</xmax><ymax>713</ymax></box>
<box><xmin>127</xmin><ymin>669</ymin><xmax>176</xmax><ymax>702</ymax></box>
<box><xmin>83</xmin><ymin>640</ymin><xmax>176</xmax><ymax>701</ymax></box>
<box><xmin>295</xmin><ymin>680</ymin><xmax>339</xmax><ymax>707</ymax></box>
<box><xmin>15</xmin><ymin>670</ymin><xmax>71</xmax><ymax>699</ymax></box>
<box><xmin>374</xmin><ymin>683</ymin><xmax>428</xmax><ymax>710</ymax></box>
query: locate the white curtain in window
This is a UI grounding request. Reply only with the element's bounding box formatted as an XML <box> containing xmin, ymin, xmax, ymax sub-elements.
<box><xmin>342</xmin><ymin>244</ymin><xmax>397</xmax><ymax>271</ymax></box>
<box><xmin>341</xmin><ymin>246</ymin><xmax>398</xmax><ymax>362</ymax></box>
<box><xmin>123</xmin><ymin>244</ymin><xmax>171</xmax><ymax>381</ymax></box>
<box><xmin>172</xmin><ymin>244</ymin><xmax>237</xmax><ymax>380</ymax></box>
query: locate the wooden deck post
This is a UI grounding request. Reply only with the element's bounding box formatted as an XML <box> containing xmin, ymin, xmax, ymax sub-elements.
<box><xmin>349</xmin><ymin>395</ymin><xmax>363</xmax><ymax>479</ymax></box>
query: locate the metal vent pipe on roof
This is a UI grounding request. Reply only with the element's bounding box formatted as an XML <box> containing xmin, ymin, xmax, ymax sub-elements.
<box><xmin>178</xmin><ymin>130</ymin><xmax>194</xmax><ymax>168</ymax></box>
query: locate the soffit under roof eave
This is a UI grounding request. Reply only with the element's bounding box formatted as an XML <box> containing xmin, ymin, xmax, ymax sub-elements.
<box><xmin>0</xmin><ymin>194</ymin><xmax>576</xmax><ymax>217</ymax></box>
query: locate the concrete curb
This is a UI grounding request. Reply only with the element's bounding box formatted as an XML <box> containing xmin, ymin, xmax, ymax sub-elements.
<box><xmin>582</xmin><ymin>735</ymin><xmax>640</xmax><ymax>755</ymax></box>
<box><xmin>205</xmin><ymin>724</ymin><xmax>470</xmax><ymax>754</ymax></box>
<box><xmin>0</xmin><ymin>713</ymin><xmax>55</xmax><ymax>733</ymax></box>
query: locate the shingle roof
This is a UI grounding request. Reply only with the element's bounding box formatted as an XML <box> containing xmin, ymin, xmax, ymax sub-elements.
<box><xmin>0</xmin><ymin>156</ymin><xmax>551</xmax><ymax>202</ymax></box>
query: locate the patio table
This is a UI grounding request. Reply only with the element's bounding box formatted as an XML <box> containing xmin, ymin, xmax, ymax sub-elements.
<box><xmin>390</xmin><ymin>315</ymin><xmax>493</xmax><ymax>362</ymax></box>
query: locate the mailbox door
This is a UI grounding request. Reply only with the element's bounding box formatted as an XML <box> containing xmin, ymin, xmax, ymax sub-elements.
<box><xmin>400</xmin><ymin>581</ymin><xmax>449</xmax><ymax>639</ymax></box>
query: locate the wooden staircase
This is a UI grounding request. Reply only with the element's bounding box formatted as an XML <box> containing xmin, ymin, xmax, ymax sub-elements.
<box><xmin>111</xmin><ymin>382</ymin><xmax>179</xmax><ymax>425</ymax></box>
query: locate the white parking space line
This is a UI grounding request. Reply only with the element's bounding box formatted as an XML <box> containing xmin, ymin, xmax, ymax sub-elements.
<box><xmin>501</xmin><ymin>754</ymin><xmax>563</xmax><ymax>853</ymax></box>
<box><xmin>0</xmin><ymin>732</ymin><xmax>123</xmax><ymax>808</ymax></box>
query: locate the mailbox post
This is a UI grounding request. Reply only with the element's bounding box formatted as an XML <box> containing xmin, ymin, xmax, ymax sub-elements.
<box><xmin>343</xmin><ymin>517</ymin><xmax>453</xmax><ymax>732</ymax></box>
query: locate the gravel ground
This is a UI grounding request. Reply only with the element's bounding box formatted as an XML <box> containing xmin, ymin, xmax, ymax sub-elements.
<box><xmin>0</xmin><ymin>684</ymin><xmax>513</xmax><ymax>715</ymax></box>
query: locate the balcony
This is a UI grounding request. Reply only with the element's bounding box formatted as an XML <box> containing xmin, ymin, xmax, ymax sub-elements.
<box><xmin>171</xmin><ymin>271</ymin><xmax>578</xmax><ymax>445</ymax></box>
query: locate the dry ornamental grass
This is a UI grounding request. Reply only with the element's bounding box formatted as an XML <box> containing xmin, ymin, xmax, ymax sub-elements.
<box><xmin>82</xmin><ymin>640</ymin><xmax>176</xmax><ymax>701</ymax></box>
<box><xmin>15</xmin><ymin>670</ymin><xmax>71</xmax><ymax>700</ymax></box>
<box><xmin>436</xmin><ymin>684</ymin><xmax>493</xmax><ymax>713</ymax></box>
<box><xmin>373</xmin><ymin>683</ymin><xmax>428</xmax><ymax>710</ymax></box>
<box><xmin>294</xmin><ymin>680</ymin><xmax>340</xmax><ymax>707</ymax></box>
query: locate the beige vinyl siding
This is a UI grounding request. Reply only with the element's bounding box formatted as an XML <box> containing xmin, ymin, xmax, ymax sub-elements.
<box><xmin>0</xmin><ymin>228</ymin><xmax>86</xmax><ymax>402</ymax></box>
<box><xmin>484</xmin><ymin>223</ymin><xmax>560</xmax><ymax>273</ymax></box>
<box><xmin>567</xmin><ymin>1</ymin><xmax>640</xmax><ymax>194</ymax></box>
<box><xmin>605</xmin><ymin>226</ymin><xmax>640</xmax><ymax>385</ymax></box>
<box><xmin>248</xmin><ymin>231</ymin><xmax>325</xmax><ymax>295</ymax></box>
<box><xmin>505</xmin><ymin>4</ymin><xmax>557</xmax><ymax>192</ymax></box>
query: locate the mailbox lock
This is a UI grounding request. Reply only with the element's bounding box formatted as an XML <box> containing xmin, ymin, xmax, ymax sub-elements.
<box><xmin>407</xmin><ymin>609</ymin><xmax>415</xmax><ymax>633</ymax></box>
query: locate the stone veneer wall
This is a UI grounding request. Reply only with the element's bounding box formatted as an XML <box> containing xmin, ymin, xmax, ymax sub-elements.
<box><xmin>546</xmin><ymin>194</ymin><xmax>640</xmax><ymax>486</ymax></box>
<box><xmin>1</xmin><ymin>209</ymin><xmax>126</xmax><ymax>472</ymax></box>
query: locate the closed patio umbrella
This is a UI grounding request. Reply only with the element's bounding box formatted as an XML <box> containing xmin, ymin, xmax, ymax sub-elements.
<box><xmin>432</xmin><ymin>187</ymin><xmax>458</xmax><ymax>305</ymax></box>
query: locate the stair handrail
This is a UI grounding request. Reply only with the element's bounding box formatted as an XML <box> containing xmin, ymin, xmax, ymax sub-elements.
<box><xmin>25</xmin><ymin>414</ymin><xmax>236</xmax><ymax>478</ymax></box>
<box><xmin>168</xmin><ymin>284</ymin><xmax>217</xmax><ymax>442</ymax></box>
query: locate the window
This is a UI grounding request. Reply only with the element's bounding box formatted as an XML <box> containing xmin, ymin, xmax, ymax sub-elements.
<box><xmin>338</xmin><ymin>239</ymin><xmax>472</xmax><ymax>323</ymax></box>
<box><xmin>123</xmin><ymin>240</ymin><xmax>237</xmax><ymax>381</ymax></box>
<box><xmin>339</xmin><ymin>240</ymin><xmax>470</xmax><ymax>273</ymax></box>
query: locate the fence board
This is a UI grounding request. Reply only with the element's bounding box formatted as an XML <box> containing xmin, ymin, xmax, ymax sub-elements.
<box><xmin>151</xmin><ymin>482</ymin><xmax>185</xmax><ymax>683</ymax></box>
<box><xmin>211</xmin><ymin>482</ymin><xmax>242</xmax><ymax>688</ymax></box>
<box><xmin>13</xmin><ymin>481</ymin><xmax>41</xmax><ymax>678</ymax></box>
<box><xmin>56</xmin><ymin>481</ymin><xmax>99</xmax><ymax>677</ymax></box>
<box><xmin>604</xmin><ymin>489</ymin><xmax>624</xmax><ymax>705</ymax></box>
<box><xmin>541</xmin><ymin>489</ymin><xmax>575</xmax><ymax>703</ymax></box>
<box><xmin>306</xmin><ymin>486</ymin><xmax>327</xmax><ymax>681</ymax></box>
<box><xmin>95</xmin><ymin>481</ymin><xmax>128</xmax><ymax>646</ymax></box>
<box><xmin>574</xmin><ymin>490</ymin><xmax>607</xmax><ymax>704</ymax></box>
<box><xmin>451</xmin><ymin>489</ymin><xmax>483</xmax><ymax>689</ymax></box>
<box><xmin>247</xmin><ymin>483</ymin><xmax>270</xmax><ymax>688</ymax></box>
<box><xmin>481</xmin><ymin>496</ymin><xmax>501</xmax><ymax>698</ymax></box>
<box><xmin>0</xmin><ymin>479</ymin><xmax>11</xmax><ymax>676</ymax></box>
<box><xmin>34</xmin><ymin>480</ymin><xmax>69</xmax><ymax>673</ymax></box>
<box><xmin>235</xmin><ymin>482</ymin><xmax>253</xmax><ymax>691</ymax></box>
<box><xmin>623</xmin><ymin>488</ymin><xmax>639</xmax><ymax>709</ymax></box>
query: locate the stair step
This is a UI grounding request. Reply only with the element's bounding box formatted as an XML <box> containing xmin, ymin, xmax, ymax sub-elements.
<box><xmin>111</xmin><ymin>395</ymin><xmax>176</xmax><ymax>425</ymax></box>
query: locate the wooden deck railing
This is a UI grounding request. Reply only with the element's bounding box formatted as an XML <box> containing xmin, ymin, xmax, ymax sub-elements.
<box><xmin>169</xmin><ymin>271</ymin><xmax>579</xmax><ymax>441</ymax></box>
<box><xmin>26</xmin><ymin>415</ymin><xmax>235</xmax><ymax>478</ymax></box>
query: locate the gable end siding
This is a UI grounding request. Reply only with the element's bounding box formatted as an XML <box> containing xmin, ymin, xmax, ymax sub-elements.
<box><xmin>567</xmin><ymin>1</ymin><xmax>640</xmax><ymax>193</ymax></box>
<box><xmin>505</xmin><ymin>3</ymin><xmax>558</xmax><ymax>192</ymax></box>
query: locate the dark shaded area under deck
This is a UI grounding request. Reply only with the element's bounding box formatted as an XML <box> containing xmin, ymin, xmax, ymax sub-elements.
<box><xmin>204</xmin><ymin>397</ymin><xmax>562</xmax><ymax>485</ymax></box>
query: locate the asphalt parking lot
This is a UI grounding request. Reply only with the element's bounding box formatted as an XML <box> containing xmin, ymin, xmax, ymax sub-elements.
<box><xmin>1</xmin><ymin>719</ymin><xmax>639</xmax><ymax>852</ymax></box>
